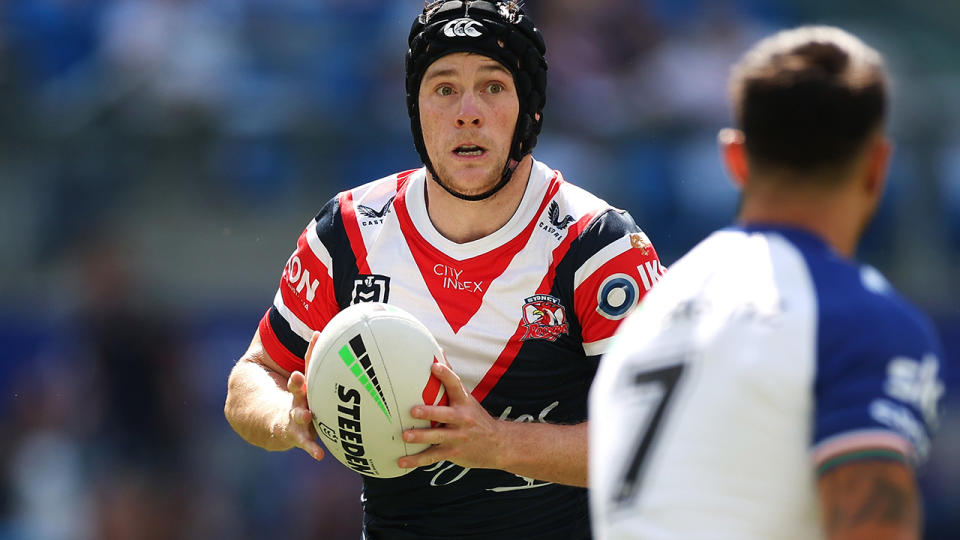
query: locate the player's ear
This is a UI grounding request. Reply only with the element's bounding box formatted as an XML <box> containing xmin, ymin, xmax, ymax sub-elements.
<box><xmin>863</xmin><ymin>133</ymin><xmax>892</xmax><ymax>201</ymax></box>
<box><xmin>719</xmin><ymin>128</ymin><xmax>749</xmax><ymax>190</ymax></box>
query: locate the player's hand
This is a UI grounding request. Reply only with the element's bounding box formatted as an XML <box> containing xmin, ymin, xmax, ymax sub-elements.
<box><xmin>281</xmin><ymin>332</ymin><xmax>325</xmax><ymax>461</ymax></box>
<box><xmin>397</xmin><ymin>362</ymin><xmax>505</xmax><ymax>470</ymax></box>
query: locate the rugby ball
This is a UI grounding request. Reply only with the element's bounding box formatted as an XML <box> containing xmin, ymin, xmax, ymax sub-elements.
<box><xmin>305</xmin><ymin>302</ymin><xmax>448</xmax><ymax>478</ymax></box>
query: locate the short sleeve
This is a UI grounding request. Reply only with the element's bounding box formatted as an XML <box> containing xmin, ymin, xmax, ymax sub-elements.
<box><xmin>812</xmin><ymin>294</ymin><xmax>945</xmax><ymax>467</ymax></box>
<box><xmin>258</xmin><ymin>199</ymin><xmax>342</xmax><ymax>373</ymax></box>
<box><xmin>571</xmin><ymin>210</ymin><xmax>664</xmax><ymax>357</ymax></box>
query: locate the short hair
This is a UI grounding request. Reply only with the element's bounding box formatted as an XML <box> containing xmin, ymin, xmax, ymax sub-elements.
<box><xmin>729</xmin><ymin>26</ymin><xmax>888</xmax><ymax>175</ymax></box>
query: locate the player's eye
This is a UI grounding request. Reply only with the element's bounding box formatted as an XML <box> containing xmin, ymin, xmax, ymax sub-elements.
<box><xmin>436</xmin><ymin>85</ymin><xmax>455</xmax><ymax>97</ymax></box>
<box><xmin>487</xmin><ymin>82</ymin><xmax>504</xmax><ymax>94</ymax></box>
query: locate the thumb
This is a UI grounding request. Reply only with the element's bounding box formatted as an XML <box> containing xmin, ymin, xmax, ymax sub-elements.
<box><xmin>288</xmin><ymin>371</ymin><xmax>310</xmax><ymax>407</ymax></box>
<box><xmin>432</xmin><ymin>361</ymin><xmax>469</xmax><ymax>403</ymax></box>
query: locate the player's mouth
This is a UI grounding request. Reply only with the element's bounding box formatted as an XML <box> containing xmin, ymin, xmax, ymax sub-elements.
<box><xmin>452</xmin><ymin>144</ymin><xmax>486</xmax><ymax>158</ymax></box>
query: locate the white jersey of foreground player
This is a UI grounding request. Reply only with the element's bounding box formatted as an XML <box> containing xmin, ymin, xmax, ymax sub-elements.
<box><xmin>588</xmin><ymin>225</ymin><xmax>943</xmax><ymax>540</ymax></box>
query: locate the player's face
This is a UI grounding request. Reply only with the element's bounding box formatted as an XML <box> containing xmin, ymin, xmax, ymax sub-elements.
<box><xmin>418</xmin><ymin>53</ymin><xmax>519</xmax><ymax>198</ymax></box>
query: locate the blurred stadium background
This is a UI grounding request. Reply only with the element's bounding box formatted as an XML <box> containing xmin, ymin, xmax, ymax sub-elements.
<box><xmin>0</xmin><ymin>0</ymin><xmax>957</xmax><ymax>538</ymax></box>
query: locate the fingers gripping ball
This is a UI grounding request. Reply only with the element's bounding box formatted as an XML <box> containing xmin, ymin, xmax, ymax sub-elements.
<box><xmin>305</xmin><ymin>302</ymin><xmax>449</xmax><ymax>478</ymax></box>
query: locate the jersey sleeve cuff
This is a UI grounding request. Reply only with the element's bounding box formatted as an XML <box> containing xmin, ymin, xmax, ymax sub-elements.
<box><xmin>811</xmin><ymin>429</ymin><xmax>916</xmax><ymax>471</ymax></box>
<box><xmin>259</xmin><ymin>310</ymin><xmax>308</xmax><ymax>374</ymax></box>
<box><xmin>583</xmin><ymin>336</ymin><xmax>614</xmax><ymax>357</ymax></box>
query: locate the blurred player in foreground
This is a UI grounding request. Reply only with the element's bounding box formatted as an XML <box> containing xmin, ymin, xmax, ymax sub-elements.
<box><xmin>588</xmin><ymin>25</ymin><xmax>945</xmax><ymax>540</ymax></box>
<box><xmin>224</xmin><ymin>1</ymin><xmax>663</xmax><ymax>538</ymax></box>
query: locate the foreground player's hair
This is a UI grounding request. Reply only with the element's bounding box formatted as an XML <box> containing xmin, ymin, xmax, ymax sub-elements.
<box><xmin>729</xmin><ymin>26</ymin><xmax>888</xmax><ymax>180</ymax></box>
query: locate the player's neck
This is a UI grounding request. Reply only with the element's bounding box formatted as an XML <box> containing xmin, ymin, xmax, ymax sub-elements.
<box><xmin>737</xmin><ymin>182</ymin><xmax>864</xmax><ymax>258</ymax></box>
<box><xmin>424</xmin><ymin>156</ymin><xmax>533</xmax><ymax>244</ymax></box>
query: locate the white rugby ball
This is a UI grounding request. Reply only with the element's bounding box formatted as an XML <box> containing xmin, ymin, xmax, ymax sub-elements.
<box><xmin>305</xmin><ymin>302</ymin><xmax>448</xmax><ymax>478</ymax></box>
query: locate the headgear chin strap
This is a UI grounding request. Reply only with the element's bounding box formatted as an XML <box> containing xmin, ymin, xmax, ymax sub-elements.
<box><xmin>406</xmin><ymin>1</ymin><xmax>547</xmax><ymax>201</ymax></box>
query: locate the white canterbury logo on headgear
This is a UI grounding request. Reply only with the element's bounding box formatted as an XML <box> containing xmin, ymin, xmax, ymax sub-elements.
<box><xmin>443</xmin><ymin>18</ymin><xmax>484</xmax><ymax>38</ymax></box>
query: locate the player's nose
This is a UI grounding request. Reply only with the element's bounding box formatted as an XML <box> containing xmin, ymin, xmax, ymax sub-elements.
<box><xmin>455</xmin><ymin>93</ymin><xmax>482</xmax><ymax>127</ymax></box>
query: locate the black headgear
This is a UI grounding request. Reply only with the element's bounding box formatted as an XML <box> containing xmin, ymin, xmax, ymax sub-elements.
<box><xmin>405</xmin><ymin>1</ymin><xmax>548</xmax><ymax>201</ymax></box>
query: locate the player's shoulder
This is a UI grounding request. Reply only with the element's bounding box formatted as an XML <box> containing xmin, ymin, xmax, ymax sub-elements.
<box><xmin>824</xmin><ymin>262</ymin><xmax>940</xmax><ymax>368</ymax></box>
<box><xmin>785</xmin><ymin>231</ymin><xmax>935</xmax><ymax>345</ymax></box>
<box><xmin>542</xmin><ymin>163</ymin><xmax>646</xmax><ymax>251</ymax></box>
<box><xmin>674</xmin><ymin>225</ymin><xmax>937</xmax><ymax>345</ymax></box>
<box><xmin>346</xmin><ymin>168</ymin><xmax>418</xmax><ymax>214</ymax></box>
<box><xmin>753</xmin><ymin>226</ymin><xmax>941</xmax><ymax>370</ymax></box>
<box><xmin>840</xmin><ymin>265</ymin><xmax>934</xmax><ymax>337</ymax></box>
<box><xmin>311</xmin><ymin>168</ymin><xmax>419</xmax><ymax>234</ymax></box>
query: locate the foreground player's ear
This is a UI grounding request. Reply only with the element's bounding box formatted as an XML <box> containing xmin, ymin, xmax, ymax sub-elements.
<box><xmin>863</xmin><ymin>134</ymin><xmax>892</xmax><ymax>200</ymax></box>
<box><xmin>719</xmin><ymin>128</ymin><xmax>749</xmax><ymax>190</ymax></box>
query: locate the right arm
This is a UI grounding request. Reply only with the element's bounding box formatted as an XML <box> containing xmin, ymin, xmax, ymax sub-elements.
<box><xmin>227</xmin><ymin>197</ymin><xmax>350</xmax><ymax>460</ymax></box>
<box><xmin>224</xmin><ymin>329</ymin><xmax>325</xmax><ymax>460</ymax></box>
<box><xmin>810</xmin><ymin>301</ymin><xmax>944</xmax><ymax>540</ymax></box>
<box><xmin>818</xmin><ymin>459</ymin><xmax>920</xmax><ymax>540</ymax></box>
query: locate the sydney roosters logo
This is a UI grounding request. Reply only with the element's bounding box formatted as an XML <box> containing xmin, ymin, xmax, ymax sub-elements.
<box><xmin>358</xmin><ymin>196</ymin><xmax>394</xmax><ymax>225</ymax></box>
<box><xmin>520</xmin><ymin>295</ymin><xmax>569</xmax><ymax>342</ymax></box>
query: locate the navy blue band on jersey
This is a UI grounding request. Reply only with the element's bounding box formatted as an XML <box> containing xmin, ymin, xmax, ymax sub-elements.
<box><xmin>816</xmin><ymin>448</ymin><xmax>909</xmax><ymax>477</ymax></box>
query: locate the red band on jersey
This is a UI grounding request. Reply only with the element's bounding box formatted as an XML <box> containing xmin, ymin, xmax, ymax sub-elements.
<box><xmin>339</xmin><ymin>191</ymin><xmax>371</xmax><ymax>275</ymax></box>
<box><xmin>396</xmin><ymin>169</ymin><xmax>417</xmax><ymax>191</ymax></box>
<box><xmin>279</xmin><ymin>227</ymin><xmax>339</xmax><ymax>331</ymax></box>
<box><xmin>422</xmin><ymin>356</ymin><xmax>450</xmax><ymax>427</ymax></box>
<box><xmin>575</xmin><ymin>242</ymin><xmax>662</xmax><ymax>345</ymax></box>
<box><xmin>259</xmin><ymin>310</ymin><xmax>307</xmax><ymax>373</ymax></box>
<box><xmin>393</xmin><ymin>173</ymin><xmax>562</xmax><ymax>334</ymax></box>
<box><xmin>472</xmin><ymin>208</ymin><xmax>602</xmax><ymax>403</ymax></box>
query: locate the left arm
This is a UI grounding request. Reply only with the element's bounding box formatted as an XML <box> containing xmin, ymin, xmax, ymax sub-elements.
<box><xmin>818</xmin><ymin>458</ymin><xmax>921</xmax><ymax>540</ymax></box>
<box><xmin>398</xmin><ymin>362</ymin><xmax>588</xmax><ymax>487</ymax></box>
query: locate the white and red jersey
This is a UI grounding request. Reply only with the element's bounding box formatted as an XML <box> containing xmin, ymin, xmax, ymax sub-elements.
<box><xmin>259</xmin><ymin>159</ymin><xmax>663</xmax><ymax>539</ymax></box>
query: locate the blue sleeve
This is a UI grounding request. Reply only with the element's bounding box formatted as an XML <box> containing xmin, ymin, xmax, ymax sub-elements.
<box><xmin>812</xmin><ymin>265</ymin><xmax>945</xmax><ymax>465</ymax></box>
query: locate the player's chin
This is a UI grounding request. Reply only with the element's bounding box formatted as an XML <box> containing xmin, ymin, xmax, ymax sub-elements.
<box><xmin>433</xmin><ymin>174</ymin><xmax>489</xmax><ymax>196</ymax></box>
<box><xmin>446</xmin><ymin>181</ymin><xmax>499</xmax><ymax>199</ymax></box>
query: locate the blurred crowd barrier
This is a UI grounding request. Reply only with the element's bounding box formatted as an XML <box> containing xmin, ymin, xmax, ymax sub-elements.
<box><xmin>1</xmin><ymin>1</ymin><xmax>957</xmax><ymax>538</ymax></box>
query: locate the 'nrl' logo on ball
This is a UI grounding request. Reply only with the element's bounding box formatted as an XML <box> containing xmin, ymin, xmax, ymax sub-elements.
<box><xmin>520</xmin><ymin>295</ymin><xmax>569</xmax><ymax>342</ymax></box>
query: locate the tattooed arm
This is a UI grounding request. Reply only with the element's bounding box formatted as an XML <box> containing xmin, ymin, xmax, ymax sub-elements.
<box><xmin>817</xmin><ymin>459</ymin><xmax>921</xmax><ymax>540</ymax></box>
